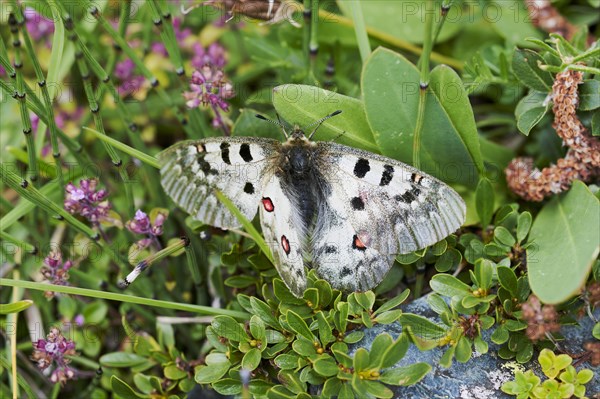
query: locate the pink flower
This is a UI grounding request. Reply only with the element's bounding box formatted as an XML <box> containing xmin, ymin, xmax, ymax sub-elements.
<box><xmin>64</xmin><ymin>179</ymin><xmax>111</xmax><ymax>224</ymax></box>
<box><xmin>31</xmin><ymin>327</ymin><xmax>77</xmax><ymax>385</ymax></box>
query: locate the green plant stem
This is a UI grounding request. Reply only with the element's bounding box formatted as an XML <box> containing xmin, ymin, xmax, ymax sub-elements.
<box><xmin>309</xmin><ymin>0</ymin><xmax>319</xmax><ymax>80</ymax></box>
<box><xmin>7</xmin><ymin>14</ymin><xmax>38</xmax><ymax>185</ymax></box>
<box><xmin>0</xmin><ymin>231</ymin><xmax>36</xmax><ymax>254</ymax></box>
<box><xmin>0</xmin><ymin>279</ymin><xmax>251</xmax><ymax>320</ymax></box>
<box><xmin>432</xmin><ymin>1</ymin><xmax>453</xmax><ymax>46</ymax></box>
<box><xmin>82</xmin><ymin>127</ymin><xmax>160</xmax><ymax>169</ymax></box>
<box><xmin>303</xmin><ymin>0</ymin><xmax>311</xmax><ymax>70</ymax></box>
<box><xmin>347</xmin><ymin>1</ymin><xmax>371</xmax><ymax>64</ymax></box>
<box><xmin>147</xmin><ymin>0</ymin><xmax>185</xmax><ymax>76</ymax></box>
<box><xmin>73</xmin><ymin>53</ymin><xmax>134</xmax><ymax>214</ymax></box>
<box><xmin>11</xmin><ymin>0</ymin><xmax>65</xmax><ymax>193</ymax></box>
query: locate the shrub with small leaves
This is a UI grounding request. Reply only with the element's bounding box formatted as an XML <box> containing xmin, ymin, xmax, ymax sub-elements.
<box><xmin>501</xmin><ymin>349</ymin><xmax>595</xmax><ymax>399</ymax></box>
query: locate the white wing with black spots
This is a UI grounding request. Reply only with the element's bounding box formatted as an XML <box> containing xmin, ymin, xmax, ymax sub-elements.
<box><xmin>259</xmin><ymin>176</ymin><xmax>307</xmax><ymax>296</ymax></box>
<box><xmin>311</xmin><ymin>142</ymin><xmax>466</xmax><ymax>292</ymax></box>
<box><xmin>158</xmin><ymin>137</ymin><xmax>279</xmax><ymax>229</ymax></box>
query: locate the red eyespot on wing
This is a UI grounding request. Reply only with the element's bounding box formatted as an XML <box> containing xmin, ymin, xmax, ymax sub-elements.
<box><xmin>352</xmin><ymin>234</ymin><xmax>367</xmax><ymax>251</ymax></box>
<box><xmin>262</xmin><ymin>197</ymin><xmax>274</xmax><ymax>212</ymax></box>
<box><xmin>281</xmin><ymin>235</ymin><xmax>291</xmax><ymax>255</ymax></box>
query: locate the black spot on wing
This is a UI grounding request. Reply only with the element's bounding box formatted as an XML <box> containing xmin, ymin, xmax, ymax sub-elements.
<box><xmin>243</xmin><ymin>182</ymin><xmax>254</xmax><ymax>194</ymax></box>
<box><xmin>239</xmin><ymin>143</ymin><xmax>253</xmax><ymax>162</ymax></box>
<box><xmin>380</xmin><ymin>164</ymin><xmax>394</xmax><ymax>186</ymax></box>
<box><xmin>340</xmin><ymin>267</ymin><xmax>352</xmax><ymax>278</ymax></box>
<box><xmin>350</xmin><ymin>197</ymin><xmax>365</xmax><ymax>210</ymax></box>
<box><xmin>394</xmin><ymin>188</ymin><xmax>421</xmax><ymax>203</ymax></box>
<box><xmin>325</xmin><ymin>245</ymin><xmax>337</xmax><ymax>254</ymax></box>
<box><xmin>353</xmin><ymin>158</ymin><xmax>370</xmax><ymax>178</ymax></box>
<box><xmin>197</xmin><ymin>155</ymin><xmax>218</xmax><ymax>175</ymax></box>
<box><xmin>220</xmin><ymin>142</ymin><xmax>231</xmax><ymax>165</ymax></box>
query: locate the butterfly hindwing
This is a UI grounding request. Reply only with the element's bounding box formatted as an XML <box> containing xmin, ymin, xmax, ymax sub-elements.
<box><xmin>259</xmin><ymin>176</ymin><xmax>307</xmax><ymax>296</ymax></box>
<box><xmin>311</xmin><ymin>142</ymin><xmax>466</xmax><ymax>291</ymax></box>
<box><xmin>158</xmin><ymin>137</ymin><xmax>279</xmax><ymax>229</ymax></box>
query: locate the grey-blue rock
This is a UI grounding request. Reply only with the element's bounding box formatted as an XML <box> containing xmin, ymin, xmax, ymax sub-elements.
<box><xmin>348</xmin><ymin>296</ymin><xmax>600</xmax><ymax>399</ymax></box>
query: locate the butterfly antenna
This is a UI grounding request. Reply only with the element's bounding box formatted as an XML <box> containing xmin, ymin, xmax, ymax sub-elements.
<box><xmin>307</xmin><ymin>110</ymin><xmax>342</xmax><ymax>140</ymax></box>
<box><xmin>256</xmin><ymin>113</ymin><xmax>289</xmax><ymax>138</ymax></box>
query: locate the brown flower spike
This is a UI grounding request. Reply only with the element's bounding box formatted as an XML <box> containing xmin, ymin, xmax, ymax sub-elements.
<box><xmin>506</xmin><ymin>69</ymin><xmax>600</xmax><ymax>201</ymax></box>
<box><xmin>525</xmin><ymin>0</ymin><xmax>578</xmax><ymax>40</ymax></box>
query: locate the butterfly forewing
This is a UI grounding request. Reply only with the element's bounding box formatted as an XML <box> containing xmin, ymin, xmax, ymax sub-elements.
<box><xmin>310</xmin><ymin>142</ymin><xmax>466</xmax><ymax>290</ymax></box>
<box><xmin>158</xmin><ymin>137</ymin><xmax>278</xmax><ymax>229</ymax></box>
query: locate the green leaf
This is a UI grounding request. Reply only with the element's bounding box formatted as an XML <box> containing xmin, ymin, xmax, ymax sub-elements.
<box><xmin>378</xmin><ymin>363</ymin><xmax>431</xmax><ymax>386</ymax></box>
<box><xmin>399</xmin><ymin>313</ymin><xmax>446</xmax><ymax>341</ymax></box>
<box><xmin>354</xmin><ymin>292</ymin><xmax>376</xmax><ymax>311</ymax></box>
<box><xmin>474</xmin><ymin>259</ymin><xmax>494</xmax><ymax>291</ymax></box>
<box><xmin>373</xmin><ymin>289</ymin><xmax>410</xmax><ymax>315</ymax></box>
<box><xmin>528</xmin><ymin>181</ymin><xmax>600</xmax><ymax>303</ymax></box>
<box><xmin>512</xmin><ymin>49</ymin><xmax>554</xmax><ymax>92</ymax></box>
<box><xmin>374</xmin><ymin>309</ymin><xmax>402</xmax><ymax>324</ymax></box>
<box><xmin>233</xmin><ymin>108</ymin><xmax>282</xmax><ymax>139</ymax></box>
<box><xmin>0</xmin><ymin>300</ymin><xmax>33</xmax><ymax>314</ymax></box>
<box><xmin>494</xmin><ymin>226</ymin><xmax>516</xmax><ymax>247</ymax></box>
<box><xmin>213</xmin><ymin>379</ymin><xmax>243</xmax><ymax>396</ymax></box>
<box><xmin>455</xmin><ymin>336</ymin><xmax>472</xmax><ymax>363</ymax></box>
<box><xmin>476</xmin><ymin>178</ymin><xmax>495</xmax><ymax>226</ymax></box>
<box><xmin>292</xmin><ymin>338</ymin><xmax>317</xmax><ymax>357</ymax></box>
<box><xmin>338</xmin><ymin>383</ymin><xmax>355</xmax><ymax>399</ymax></box>
<box><xmin>277</xmin><ymin>370</ymin><xmax>306</xmax><ymax>394</ymax></box>
<box><xmin>381</xmin><ymin>333</ymin><xmax>410</xmax><ymax>368</ymax></box>
<box><xmin>579</xmin><ymin>79</ymin><xmax>600</xmax><ymax>111</ymax></box>
<box><xmin>164</xmin><ymin>363</ymin><xmax>187</xmax><ymax>380</ymax></box>
<box><xmin>435</xmin><ymin>248</ymin><xmax>462</xmax><ymax>272</ymax></box>
<box><xmin>515</xmin><ymin>91</ymin><xmax>551</xmax><ymax>135</ymax></box>
<box><xmin>322</xmin><ymin>378</ymin><xmax>342</xmax><ymax>397</ymax></box>
<box><xmin>100</xmin><ymin>352</ymin><xmax>148</xmax><ymax>368</ymax></box>
<box><xmin>250</xmin><ymin>297</ymin><xmax>280</xmax><ymax>330</ymax></box>
<box><xmin>343</xmin><ymin>330</ymin><xmax>365</xmax><ymax>344</ymax></box>
<box><xmin>224</xmin><ymin>275</ymin><xmax>257</xmax><ymax>288</ymax></box>
<box><xmin>592</xmin><ymin>109</ymin><xmax>600</xmax><ymax>136</ymax></box>
<box><xmin>516</xmin><ymin>211</ymin><xmax>533</xmax><ymax>242</ymax></box>
<box><xmin>110</xmin><ymin>376</ymin><xmax>144</xmax><ymax>399</ymax></box>
<box><xmin>195</xmin><ymin>361</ymin><xmax>231</xmax><ymax>384</ymax></box>
<box><xmin>273</xmin><ymin>85</ymin><xmax>377</xmax><ymax>153</ymax></box>
<box><xmin>250</xmin><ymin>315</ymin><xmax>266</xmax><ymax>341</ymax></box>
<box><xmin>497</xmin><ymin>266</ymin><xmax>518</xmax><ymax>297</ymax></box>
<box><xmin>364</xmin><ymin>380</ymin><xmax>393</xmax><ymax>399</ymax></box>
<box><xmin>212</xmin><ymin>315</ymin><xmax>250</xmax><ymax>342</ymax></box>
<box><xmin>266</xmin><ymin>385</ymin><xmax>296</xmax><ymax>399</ymax></box>
<box><xmin>353</xmin><ymin>348</ymin><xmax>370</xmax><ymax>371</ymax></box>
<box><xmin>362</xmin><ymin>48</ymin><xmax>482</xmax><ymax>187</ymax></box>
<box><xmin>369</xmin><ymin>333</ymin><xmax>394</xmax><ymax>369</ymax></box>
<box><xmin>275</xmin><ymin>354</ymin><xmax>302</xmax><ymax>370</ymax></box>
<box><xmin>315</xmin><ymin>311</ymin><xmax>335</xmax><ymax>346</ymax></box>
<box><xmin>430</xmin><ymin>274</ymin><xmax>471</xmax><ymax>297</ymax></box>
<box><xmin>313</xmin><ymin>355</ymin><xmax>339</xmax><ymax>377</ymax></box>
<box><xmin>593</xmin><ymin>322</ymin><xmax>600</xmax><ymax>340</ymax></box>
<box><xmin>286</xmin><ymin>310</ymin><xmax>316</xmax><ymax>342</ymax></box>
<box><xmin>338</xmin><ymin>1</ymin><xmax>462</xmax><ymax>45</ymax></box>
<box><xmin>242</xmin><ymin>348</ymin><xmax>262</xmax><ymax>371</ymax></box>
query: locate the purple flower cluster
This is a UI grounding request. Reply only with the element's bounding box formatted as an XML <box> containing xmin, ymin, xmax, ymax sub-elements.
<box><xmin>40</xmin><ymin>250</ymin><xmax>73</xmax><ymax>297</ymax></box>
<box><xmin>24</xmin><ymin>8</ymin><xmax>55</xmax><ymax>43</ymax></box>
<box><xmin>126</xmin><ymin>209</ymin><xmax>167</xmax><ymax>249</ymax></box>
<box><xmin>191</xmin><ymin>42</ymin><xmax>227</xmax><ymax>70</ymax></box>
<box><xmin>114</xmin><ymin>59</ymin><xmax>145</xmax><ymax>97</ymax></box>
<box><xmin>64</xmin><ymin>179</ymin><xmax>111</xmax><ymax>224</ymax></box>
<box><xmin>31</xmin><ymin>327</ymin><xmax>77</xmax><ymax>385</ymax></box>
<box><xmin>183</xmin><ymin>66</ymin><xmax>234</xmax><ymax>112</ymax></box>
